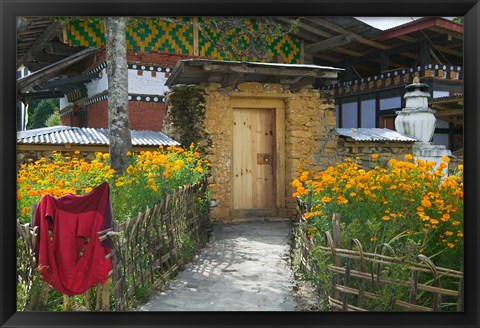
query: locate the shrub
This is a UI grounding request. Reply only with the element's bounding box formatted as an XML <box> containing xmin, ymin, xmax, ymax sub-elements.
<box><xmin>292</xmin><ymin>155</ymin><xmax>463</xmax><ymax>270</ymax></box>
<box><xmin>17</xmin><ymin>143</ymin><xmax>210</xmax><ymax>224</ymax></box>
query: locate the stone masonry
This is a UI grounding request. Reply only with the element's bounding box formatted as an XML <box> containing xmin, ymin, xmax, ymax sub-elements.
<box><xmin>201</xmin><ymin>82</ymin><xmax>338</xmax><ymax>222</ymax></box>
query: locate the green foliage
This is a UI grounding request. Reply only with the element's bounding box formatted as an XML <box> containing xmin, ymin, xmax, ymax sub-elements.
<box><xmin>27</xmin><ymin>99</ymin><xmax>60</xmax><ymax>129</ymax></box>
<box><xmin>46</xmin><ymin>109</ymin><xmax>61</xmax><ymax>126</ymax></box>
<box><xmin>164</xmin><ymin>85</ymin><xmax>210</xmax><ymax>152</ymax></box>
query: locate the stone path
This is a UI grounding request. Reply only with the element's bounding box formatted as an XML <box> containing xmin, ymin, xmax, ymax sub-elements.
<box><xmin>139</xmin><ymin>220</ymin><xmax>298</xmax><ymax>311</ymax></box>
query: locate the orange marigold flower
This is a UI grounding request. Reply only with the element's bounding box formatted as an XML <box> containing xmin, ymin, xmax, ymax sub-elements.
<box><xmin>404</xmin><ymin>154</ymin><xmax>413</xmax><ymax>161</ymax></box>
<box><xmin>304</xmin><ymin>212</ymin><xmax>312</xmax><ymax>219</ymax></box>
<box><xmin>371</xmin><ymin>154</ymin><xmax>379</xmax><ymax>160</ymax></box>
<box><xmin>421</xmin><ymin>198</ymin><xmax>432</xmax><ymax>208</ymax></box>
<box><xmin>22</xmin><ymin>207</ymin><xmax>29</xmax><ymax>215</ymax></box>
<box><xmin>447</xmin><ymin>243</ymin><xmax>454</xmax><ymax>248</ymax></box>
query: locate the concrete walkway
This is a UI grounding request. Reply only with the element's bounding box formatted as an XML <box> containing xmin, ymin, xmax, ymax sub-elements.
<box><xmin>139</xmin><ymin>220</ymin><xmax>298</xmax><ymax>311</ymax></box>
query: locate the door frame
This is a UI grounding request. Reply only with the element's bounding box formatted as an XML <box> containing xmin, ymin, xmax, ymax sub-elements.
<box><xmin>229</xmin><ymin>95</ymin><xmax>286</xmax><ymax>217</ymax></box>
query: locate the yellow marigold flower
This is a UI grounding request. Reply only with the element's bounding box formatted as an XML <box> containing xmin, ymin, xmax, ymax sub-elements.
<box><xmin>17</xmin><ymin>191</ymin><xmax>23</xmax><ymax>200</ymax></box>
<box><xmin>197</xmin><ymin>166</ymin><xmax>204</xmax><ymax>174</ymax></box>
<box><xmin>429</xmin><ymin>219</ymin><xmax>439</xmax><ymax>225</ymax></box>
<box><xmin>458</xmin><ymin>164</ymin><xmax>463</xmax><ymax>171</ymax></box>
<box><xmin>371</xmin><ymin>154</ymin><xmax>379</xmax><ymax>160</ymax></box>
<box><xmin>447</xmin><ymin>243</ymin><xmax>454</xmax><ymax>248</ymax></box>
<box><xmin>85</xmin><ymin>187</ymin><xmax>93</xmax><ymax>193</ymax></box>
<box><xmin>442</xmin><ymin>156</ymin><xmax>451</xmax><ymax>163</ymax></box>
<box><xmin>349</xmin><ymin>192</ymin><xmax>357</xmax><ymax>197</ymax></box>
<box><xmin>404</xmin><ymin>154</ymin><xmax>413</xmax><ymax>161</ymax></box>
<box><xmin>115</xmin><ymin>181</ymin><xmax>125</xmax><ymax>187</ymax></box>
<box><xmin>304</xmin><ymin>212</ymin><xmax>312</xmax><ymax>219</ymax></box>
<box><xmin>457</xmin><ymin>232</ymin><xmax>464</xmax><ymax>237</ymax></box>
<box><xmin>174</xmin><ymin>165</ymin><xmax>181</xmax><ymax>171</ymax></box>
<box><xmin>452</xmin><ymin>221</ymin><xmax>461</xmax><ymax>226</ymax></box>
<box><xmin>74</xmin><ymin>150</ymin><xmax>80</xmax><ymax>155</ymax></box>
<box><xmin>445</xmin><ymin>231</ymin><xmax>453</xmax><ymax>236</ymax></box>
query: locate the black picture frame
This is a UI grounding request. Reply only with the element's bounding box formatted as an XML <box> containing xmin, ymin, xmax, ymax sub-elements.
<box><xmin>1</xmin><ymin>1</ymin><xmax>479</xmax><ymax>327</ymax></box>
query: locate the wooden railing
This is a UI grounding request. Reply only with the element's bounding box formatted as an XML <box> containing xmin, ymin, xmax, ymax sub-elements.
<box><xmin>296</xmin><ymin>199</ymin><xmax>464</xmax><ymax>312</ymax></box>
<box><xmin>16</xmin><ymin>179</ymin><xmax>210</xmax><ymax>311</ymax></box>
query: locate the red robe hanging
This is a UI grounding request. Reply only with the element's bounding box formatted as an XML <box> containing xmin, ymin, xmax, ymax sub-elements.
<box><xmin>33</xmin><ymin>182</ymin><xmax>113</xmax><ymax>296</ymax></box>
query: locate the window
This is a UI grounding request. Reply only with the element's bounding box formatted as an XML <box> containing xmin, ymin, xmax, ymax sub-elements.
<box><xmin>361</xmin><ymin>98</ymin><xmax>376</xmax><ymax>128</ymax></box>
<box><xmin>342</xmin><ymin>102</ymin><xmax>358</xmax><ymax>128</ymax></box>
<box><xmin>380</xmin><ymin>97</ymin><xmax>401</xmax><ymax>110</ymax></box>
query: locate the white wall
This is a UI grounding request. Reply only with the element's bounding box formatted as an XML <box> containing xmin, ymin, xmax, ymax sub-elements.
<box><xmin>60</xmin><ymin>68</ymin><xmax>170</xmax><ymax>110</ymax></box>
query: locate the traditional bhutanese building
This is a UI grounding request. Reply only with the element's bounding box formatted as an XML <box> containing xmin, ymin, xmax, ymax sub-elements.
<box><xmin>52</xmin><ymin>18</ymin><xmax>302</xmax><ymax>131</ymax></box>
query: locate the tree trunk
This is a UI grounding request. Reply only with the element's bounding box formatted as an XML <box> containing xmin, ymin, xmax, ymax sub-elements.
<box><xmin>104</xmin><ymin>17</ymin><xmax>132</xmax><ymax>174</ymax></box>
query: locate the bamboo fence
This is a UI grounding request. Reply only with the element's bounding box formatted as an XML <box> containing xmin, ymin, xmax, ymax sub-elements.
<box><xmin>16</xmin><ymin>179</ymin><xmax>210</xmax><ymax>311</ymax></box>
<box><xmin>296</xmin><ymin>198</ymin><xmax>464</xmax><ymax>312</ymax></box>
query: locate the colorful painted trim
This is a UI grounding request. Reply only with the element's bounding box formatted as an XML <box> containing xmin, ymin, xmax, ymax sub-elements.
<box><xmin>128</xmin><ymin>94</ymin><xmax>165</xmax><ymax>103</ymax></box>
<box><xmin>82</xmin><ymin>93</ymin><xmax>165</xmax><ymax>107</ymax></box>
<box><xmin>324</xmin><ymin>64</ymin><xmax>463</xmax><ymax>97</ymax></box>
<box><xmin>66</xmin><ymin>18</ymin><xmax>301</xmax><ymax>64</ymax></box>
<box><xmin>128</xmin><ymin>64</ymin><xmax>173</xmax><ymax>73</ymax></box>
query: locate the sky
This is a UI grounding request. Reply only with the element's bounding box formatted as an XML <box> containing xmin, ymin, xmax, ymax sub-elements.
<box><xmin>355</xmin><ymin>17</ymin><xmax>423</xmax><ymax>30</ymax></box>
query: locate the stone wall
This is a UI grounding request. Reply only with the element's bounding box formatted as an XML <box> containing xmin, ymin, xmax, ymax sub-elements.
<box><xmin>284</xmin><ymin>88</ymin><xmax>338</xmax><ymax>213</ymax></box>
<box><xmin>202</xmin><ymin>83</ymin><xmax>233</xmax><ymax>221</ymax></box>
<box><xmin>335</xmin><ymin>138</ymin><xmax>415</xmax><ymax>169</ymax></box>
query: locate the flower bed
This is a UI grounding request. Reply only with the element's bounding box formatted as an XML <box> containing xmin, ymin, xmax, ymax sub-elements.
<box><xmin>292</xmin><ymin>154</ymin><xmax>463</xmax><ymax>270</ymax></box>
<box><xmin>16</xmin><ymin>144</ymin><xmax>211</xmax><ymax>311</ymax></box>
<box><xmin>17</xmin><ymin>143</ymin><xmax>210</xmax><ymax>224</ymax></box>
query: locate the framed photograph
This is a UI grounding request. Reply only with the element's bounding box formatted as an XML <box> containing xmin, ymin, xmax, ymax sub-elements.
<box><xmin>1</xmin><ymin>1</ymin><xmax>479</xmax><ymax>327</ymax></box>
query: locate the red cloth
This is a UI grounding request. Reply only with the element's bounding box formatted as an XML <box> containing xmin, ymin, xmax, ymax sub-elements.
<box><xmin>33</xmin><ymin>182</ymin><xmax>113</xmax><ymax>296</ymax></box>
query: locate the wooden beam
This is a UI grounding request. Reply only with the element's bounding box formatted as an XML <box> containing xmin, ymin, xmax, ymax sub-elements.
<box><xmin>379</xmin><ymin>17</ymin><xmax>463</xmax><ymax>41</ymax></box>
<box><xmin>17</xmin><ymin>20</ymin><xmax>65</xmax><ymax>69</ymax></box>
<box><xmin>224</xmin><ymin>73</ymin><xmax>245</xmax><ymax>87</ymax></box>
<box><xmin>305</xmin><ymin>17</ymin><xmax>391</xmax><ymax>50</ymax></box>
<box><xmin>275</xmin><ymin>17</ymin><xmax>332</xmax><ymax>38</ymax></box>
<box><xmin>202</xmin><ymin>63</ymin><xmax>338</xmax><ymax>79</ymax></box>
<box><xmin>434</xmin><ymin>109</ymin><xmax>463</xmax><ymax>117</ymax></box>
<box><xmin>289</xmin><ymin>77</ymin><xmax>315</xmax><ymax>92</ymax></box>
<box><xmin>305</xmin><ymin>34</ymin><xmax>353</xmax><ymax>53</ymax></box>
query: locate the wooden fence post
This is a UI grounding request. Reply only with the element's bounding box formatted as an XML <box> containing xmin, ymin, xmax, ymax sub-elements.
<box><xmin>331</xmin><ymin>213</ymin><xmax>341</xmax><ymax>303</ymax></box>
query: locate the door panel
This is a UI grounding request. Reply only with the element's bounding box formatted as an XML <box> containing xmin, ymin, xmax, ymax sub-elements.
<box><xmin>233</xmin><ymin>108</ymin><xmax>274</xmax><ymax>209</ymax></box>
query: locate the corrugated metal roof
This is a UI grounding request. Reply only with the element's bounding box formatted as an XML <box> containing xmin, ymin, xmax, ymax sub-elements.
<box><xmin>17</xmin><ymin>126</ymin><xmax>180</xmax><ymax>146</ymax></box>
<box><xmin>336</xmin><ymin>128</ymin><xmax>417</xmax><ymax>142</ymax></box>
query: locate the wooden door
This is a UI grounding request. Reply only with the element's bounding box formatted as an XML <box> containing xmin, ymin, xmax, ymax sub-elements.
<box><xmin>233</xmin><ymin>108</ymin><xmax>274</xmax><ymax>209</ymax></box>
